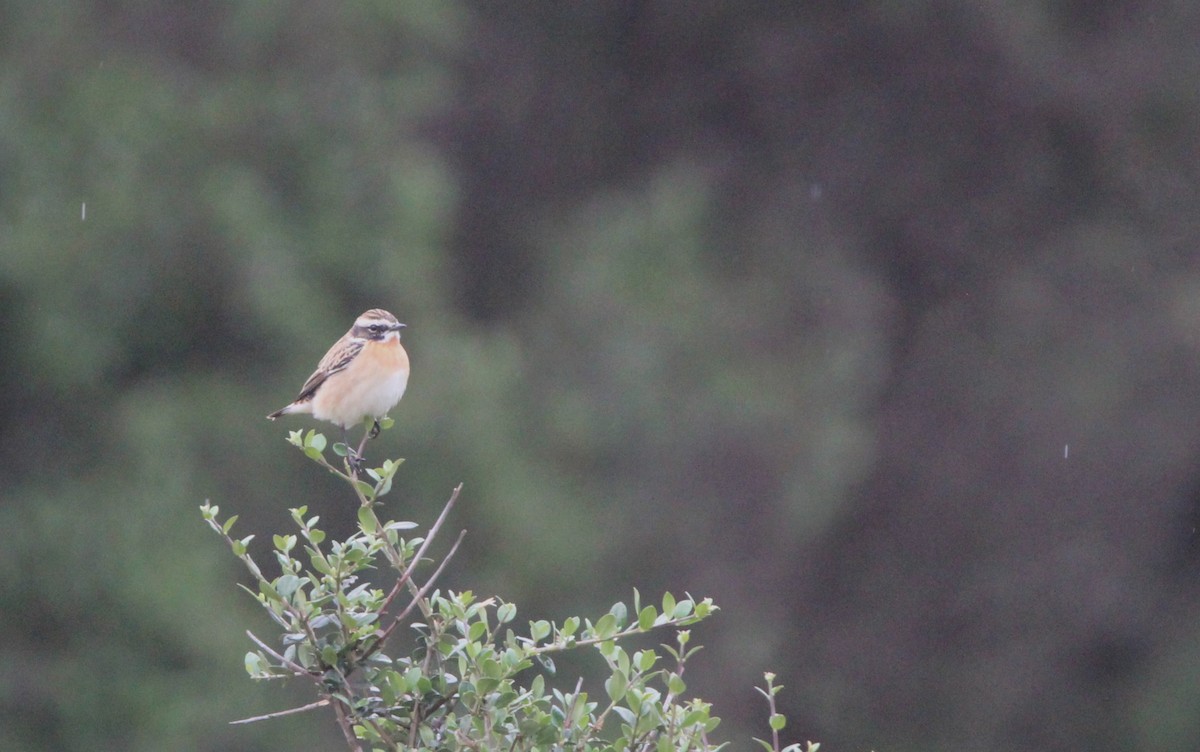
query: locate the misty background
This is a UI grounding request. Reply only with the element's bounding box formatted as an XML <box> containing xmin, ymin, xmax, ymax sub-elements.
<box><xmin>4</xmin><ymin>3</ymin><xmax>1200</xmax><ymax>751</ymax></box>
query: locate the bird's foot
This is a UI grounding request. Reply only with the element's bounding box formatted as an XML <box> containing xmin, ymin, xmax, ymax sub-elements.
<box><xmin>368</xmin><ymin>420</ymin><xmax>381</xmax><ymax>440</ymax></box>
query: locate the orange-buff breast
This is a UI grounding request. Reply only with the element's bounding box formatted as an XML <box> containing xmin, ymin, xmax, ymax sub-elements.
<box><xmin>311</xmin><ymin>339</ymin><xmax>410</xmax><ymax>428</ymax></box>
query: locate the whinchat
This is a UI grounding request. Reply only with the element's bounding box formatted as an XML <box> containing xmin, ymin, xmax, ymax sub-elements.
<box><xmin>267</xmin><ymin>309</ymin><xmax>410</xmax><ymax>460</ymax></box>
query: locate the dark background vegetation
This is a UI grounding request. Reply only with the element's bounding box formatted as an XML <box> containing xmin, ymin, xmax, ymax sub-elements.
<box><xmin>4</xmin><ymin>2</ymin><xmax>1200</xmax><ymax>750</ymax></box>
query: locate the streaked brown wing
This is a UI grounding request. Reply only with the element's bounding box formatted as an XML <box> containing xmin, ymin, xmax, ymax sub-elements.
<box><xmin>293</xmin><ymin>335</ymin><xmax>363</xmax><ymax>402</ymax></box>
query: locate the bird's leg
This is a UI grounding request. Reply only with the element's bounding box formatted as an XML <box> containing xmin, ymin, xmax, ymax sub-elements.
<box><xmin>352</xmin><ymin>420</ymin><xmax>379</xmax><ymax>468</ymax></box>
<box><xmin>343</xmin><ymin>427</ymin><xmax>365</xmax><ymax>473</ymax></box>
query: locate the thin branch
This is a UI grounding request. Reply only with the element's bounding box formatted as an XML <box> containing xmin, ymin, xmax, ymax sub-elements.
<box><xmin>246</xmin><ymin>630</ymin><xmax>317</xmax><ymax>679</ymax></box>
<box><xmin>395</xmin><ymin>528</ymin><xmax>467</xmax><ymax>623</ymax></box>
<box><xmin>230</xmin><ymin>699</ymin><xmax>330</xmax><ymax>725</ymax></box>
<box><xmin>407</xmin><ymin>690</ymin><xmax>423</xmax><ymax>749</ymax></box>
<box><xmin>363</xmin><ymin>527</ymin><xmax>467</xmax><ymax>660</ymax></box>
<box><xmin>333</xmin><ymin>698</ymin><xmax>364</xmax><ymax>752</ymax></box>
<box><xmin>562</xmin><ymin>677</ymin><xmax>585</xmax><ymax>732</ymax></box>
<box><xmin>528</xmin><ymin>619</ymin><xmax>688</xmax><ymax>656</ymax></box>
<box><xmin>378</xmin><ymin>484</ymin><xmax>464</xmax><ymax>614</ymax></box>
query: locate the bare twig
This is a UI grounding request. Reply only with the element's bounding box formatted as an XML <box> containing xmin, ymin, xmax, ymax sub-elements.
<box><xmin>407</xmin><ymin>690</ymin><xmax>423</xmax><ymax>749</ymax></box>
<box><xmin>230</xmin><ymin>699</ymin><xmax>330</xmax><ymax>725</ymax></box>
<box><xmin>561</xmin><ymin>677</ymin><xmax>585</xmax><ymax>732</ymax></box>
<box><xmin>363</xmin><ymin>527</ymin><xmax>467</xmax><ymax>660</ymax></box>
<box><xmin>378</xmin><ymin>484</ymin><xmax>464</xmax><ymax>612</ymax></box>
<box><xmin>246</xmin><ymin>630</ymin><xmax>316</xmax><ymax>679</ymax></box>
<box><xmin>394</xmin><ymin>528</ymin><xmax>466</xmax><ymax>622</ymax></box>
<box><xmin>333</xmin><ymin>699</ymin><xmax>364</xmax><ymax>752</ymax></box>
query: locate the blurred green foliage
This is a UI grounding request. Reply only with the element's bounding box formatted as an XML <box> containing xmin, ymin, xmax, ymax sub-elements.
<box><xmin>5</xmin><ymin>3</ymin><xmax>1200</xmax><ymax>752</ymax></box>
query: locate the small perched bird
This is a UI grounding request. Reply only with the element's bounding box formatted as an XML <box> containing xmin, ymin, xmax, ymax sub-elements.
<box><xmin>267</xmin><ymin>308</ymin><xmax>409</xmax><ymax>463</ymax></box>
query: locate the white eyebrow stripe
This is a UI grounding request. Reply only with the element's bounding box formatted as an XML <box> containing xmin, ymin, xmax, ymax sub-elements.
<box><xmin>354</xmin><ymin>310</ymin><xmax>398</xmax><ymax>329</ymax></box>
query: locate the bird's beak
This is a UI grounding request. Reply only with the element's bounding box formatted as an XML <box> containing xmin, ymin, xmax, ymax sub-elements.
<box><xmin>391</xmin><ymin>322</ymin><xmax>407</xmax><ymax>332</ymax></box>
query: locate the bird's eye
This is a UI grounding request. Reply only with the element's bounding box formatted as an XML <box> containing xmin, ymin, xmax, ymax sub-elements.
<box><xmin>369</xmin><ymin>324</ymin><xmax>382</xmax><ymax>333</ymax></box>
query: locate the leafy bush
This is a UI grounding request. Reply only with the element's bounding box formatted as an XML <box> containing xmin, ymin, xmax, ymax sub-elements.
<box><xmin>201</xmin><ymin>425</ymin><xmax>816</xmax><ymax>752</ymax></box>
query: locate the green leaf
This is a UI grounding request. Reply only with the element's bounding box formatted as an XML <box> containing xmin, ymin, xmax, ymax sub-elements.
<box><xmin>380</xmin><ymin>416</ymin><xmax>395</xmax><ymax>430</ymax></box>
<box><xmin>244</xmin><ymin>651</ymin><xmax>267</xmax><ymax>676</ymax></box>
<box><xmin>596</xmin><ymin>640</ymin><xmax>618</xmax><ymax>661</ymax></box>
<box><xmin>497</xmin><ymin>602</ymin><xmax>517</xmax><ymax>623</ymax></box>
<box><xmin>609</xmin><ymin>601</ymin><xmax>628</xmax><ymax>628</ymax></box>
<box><xmin>320</xmin><ymin>645</ymin><xmax>338</xmax><ymax>667</ymax></box>
<box><xmin>667</xmin><ymin>672</ymin><xmax>686</xmax><ymax>695</ymax></box>
<box><xmin>357</xmin><ymin>506</ymin><xmax>377</xmax><ymax>533</ymax></box>
<box><xmin>560</xmin><ymin>616</ymin><xmax>580</xmax><ymax>637</ymax></box>
<box><xmin>592</xmin><ymin>613</ymin><xmax>618</xmax><ymax>639</ymax></box>
<box><xmin>231</xmin><ymin>539</ymin><xmax>246</xmax><ymax>557</ymax></box>
<box><xmin>309</xmin><ymin>432</ymin><xmax>327</xmax><ymax>452</ymax></box>
<box><xmin>375</xmin><ymin>475</ymin><xmax>393</xmax><ymax>497</ymax></box>
<box><xmin>637</xmin><ymin>605</ymin><xmax>657</xmax><ymax>631</ymax></box>
<box><xmin>332</xmin><ymin>442</ymin><xmax>349</xmax><ymax>457</ymax></box>
<box><xmin>309</xmin><ymin>552</ymin><xmax>334</xmax><ymax>576</ymax></box>
<box><xmin>221</xmin><ymin>514</ymin><xmax>238</xmax><ymax>534</ymax></box>
<box><xmin>303</xmin><ymin>446</ymin><xmax>324</xmax><ymax>461</ymax></box>
<box><xmin>612</xmin><ymin>705</ymin><xmax>636</xmax><ymax>727</ymax></box>
<box><xmin>385</xmin><ymin>520</ymin><xmax>418</xmax><ymax>531</ymax></box>
<box><xmin>529</xmin><ymin>620</ymin><xmax>551</xmax><ymax>642</ymax></box>
<box><xmin>469</xmin><ymin>620</ymin><xmax>487</xmax><ymax>641</ymax></box>
<box><xmin>404</xmin><ymin>667</ymin><xmax>423</xmax><ymax>689</ymax></box>
<box><xmin>681</xmin><ymin>708</ymin><xmax>708</xmax><ymax>728</ymax></box>
<box><xmin>258</xmin><ymin>580</ymin><xmax>281</xmax><ymax>602</ymax></box>
<box><xmin>605</xmin><ymin>670</ymin><xmax>627</xmax><ymax>702</ymax></box>
<box><xmin>769</xmin><ymin>713</ymin><xmax>787</xmax><ymax>731</ymax></box>
<box><xmin>477</xmin><ymin>657</ymin><xmax>501</xmax><ymax>681</ymax></box>
<box><xmin>616</xmin><ymin>646</ymin><xmax>630</xmax><ymax>675</ymax></box>
<box><xmin>661</xmin><ymin>592</ymin><xmax>676</xmax><ymax>616</ymax></box>
<box><xmin>476</xmin><ymin>676</ymin><xmax>500</xmax><ymax>695</ymax></box>
<box><xmin>667</xmin><ymin>671</ymin><xmax>686</xmax><ymax>695</ymax></box>
<box><xmin>275</xmin><ymin>574</ymin><xmax>303</xmax><ymax>600</ymax></box>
